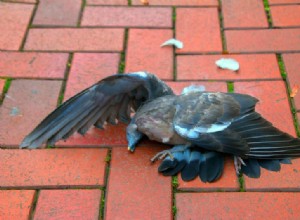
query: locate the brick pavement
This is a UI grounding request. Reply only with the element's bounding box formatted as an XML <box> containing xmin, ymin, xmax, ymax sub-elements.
<box><xmin>1</xmin><ymin>0</ymin><xmax>300</xmax><ymax>219</ymax></box>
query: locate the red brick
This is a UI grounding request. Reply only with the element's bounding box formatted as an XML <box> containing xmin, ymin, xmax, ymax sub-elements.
<box><xmin>167</xmin><ymin>81</ymin><xmax>228</xmax><ymax>95</ymax></box>
<box><xmin>176</xmin><ymin>192</ymin><xmax>300</xmax><ymax>219</ymax></box>
<box><xmin>0</xmin><ymin>80</ymin><xmax>5</xmax><ymax>97</ymax></box>
<box><xmin>0</xmin><ymin>190</ymin><xmax>35</xmax><ymax>220</ymax></box>
<box><xmin>0</xmin><ymin>52</ymin><xmax>68</xmax><ymax>79</ymax></box>
<box><xmin>176</xmin><ymin>8</ymin><xmax>222</xmax><ymax>53</ymax></box>
<box><xmin>234</xmin><ymin>81</ymin><xmax>296</xmax><ymax>136</ymax></box>
<box><xmin>131</xmin><ymin>0</ymin><xmax>218</xmax><ymax>6</ymax></box>
<box><xmin>33</xmin><ymin>0</ymin><xmax>81</xmax><ymax>26</ymax></box>
<box><xmin>5</xmin><ymin>0</ymin><xmax>36</xmax><ymax>2</ymax></box>
<box><xmin>244</xmin><ymin>159</ymin><xmax>300</xmax><ymax>191</ymax></box>
<box><xmin>106</xmin><ymin>146</ymin><xmax>172</xmax><ymax>220</ymax></box>
<box><xmin>222</xmin><ymin>0</ymin><xmax>268</xmax><ymax>29</ymax></box>
<box><xmin>177</xmin><ymin>54</ymin><xmax>281</xmax><ymax>81</ymax></box>
<box><xmin>24</xmin><ymin>28</ymin><xmax>124</xmax><ymax>52</ymax></box>
<box><xmin>87</xmin><ymin>0</ymin><xmax>127</xmax><ymax>5</ymax></box>
<box><xmin>0</xmin><ymin>80</ymin><xmax>62</xmax><ymax>147</ymax></box>
<box><xmin>64</xmin><ymin>53</ymin><xmax>120</xmax><ymax>100</ymax></box>
<box><xmin>34</xmin><ymin>190</ymin><xmax>101</xmax><ymax>219</ymax></box>
<box><xmin>282</xmin><ymin>53</ymin><xmax>300</xmax><ymax>111</ymax></box>
<box><xmin>178</xmin><ymin>157</ymin><xmax>239</xmax><ymax>191</ymax></box>
<box><xmin>271</xmin><ymin>5</ymin><xmax>300</xmax><ymax>28</ymax></box>
<box><xmin>226</xmin><ymin>29</ymin><xmax>300</xmax><ymax>53</ymax></box>
<box><xmin>269</xmin><ymin>0</ymin><xmax>300</xmax><ymax>4</ymax></box>
<box><xmin>82</xmin><ymin>7</ymin><xmax>172</xmax><ymax>28</ymax></box>
<box><xmin>0</xmin><ymin>148</ymin><xmax>107</xmax><ymax>187</ymax></box>
<box><xmin>0</xmin><ymin>3</ymin><xmax>33</xmax><ymax>50</ymax></box>
<box><xmin>126</xmin><ymin>29</ymin><xmax>173</xmax><ymax>80</ymax></box>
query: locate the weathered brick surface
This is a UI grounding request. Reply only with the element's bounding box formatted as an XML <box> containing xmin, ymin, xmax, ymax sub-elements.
<box><xmin>271</xmin><ymin>5</ymin><xmax>300</xmax><ymax>28</ymax></box>
<box><xmin>176</xmin><ymin>192</ymin><xmax>300</xmax><ymax>219</ymax></box>
<box><xmin>234</xmin><ymin>81</ymin><xmax>296</xmax><ymax>136</ymax></box>
<box><xmin>0</xmin><ymin>190</ymin><xmax>35</xmax><ymax>220</ymax></box>
<box><xmin>167</xmin><ymin>81</ymin><xmax>228</xmax><ymax>95</ymax></box>
<box><xmin>33</xmin><ymin>0</ymin><xmax>81</xmax><ymax>26</ymax></box>
<box><xmin>222</xmin><ymin>0</ymin><xmax>268</xmax><ymax>29</ymax></box>
<box><xmin>0</xmin><ymin>52</ymin><xmax>68</xmax><ymax>79</ymax></box>
<box><xmin>178</xmin><ymin>157</ymin><xmax>239</xmax><ymax>191</ymax></box>
<box><xmin>269</xmin><ymin>0</ymin><xmax>300</xmax><ymax>4</ymax></box>
<box><xmin>131</xmin><ymin>0</ymin><xmax>218</xmax><ymax>6</ymax></box>
<box><xmin>25</xmin><ymin>28</ymin><xmax>124</xmax><ymax>52</ymax></box>
<box><xmin>226</xmin><ymin>29</ymin><xmax>300</xmax><ymax>53</ymax></box>
<box><xmin>176</xmin><ymin>8</ymin><xmax>222</xmax><ymax>53</ymax></box>
<box><xmin>0</xmin><ymin>3</ymin><xmax>33</xmax><ymax>50</ymax></box>
<box><xmin>0</xmin><ymin>80</ymin><xmax>62</xmax><ymax>147</ymax></box>
<box><xmin>126</xmin><ymin>29</ymin><xmax>173</xmax><ymax>80</ymax></box>
<box><xmin>244</xmin><ymin>159</ymin><xmax>300</xmax><ymax>191</ymax></box>
<box><xmin>0</xmin><ymin>149</ymin><xmax>107</xmax><ymax>187</ymax></box>
<box><xmin>282</xmin><ymin>53</ymin><xmax>300</xmax><ymax>111</ymax></box>
<box><xmin>106</xmin><ymin>146</ymin><xmax>172</xmax><ymax>220</ymax></box>
<box><xmin>34</xmin><ymin>190</ymin><xmax>101</xmax><ymax>219</ymax></box>
<box><xmin>87</xmin><ymin>0</ymin><xmax>127</xmax><ymax>5</ymax></box>
<box><xmin>5</xmin><ymin>0</ymin><xmax>36</xmax><ymax>3</ymax></box>
<box><xmin>64</xmin><ymin>53</ymin><xmax>120</xmax><ymax>100</ymax></box>
<box><xmin>177</xmin><ymin>54</ymin><xmax>281</xmax><ymax>81</ymax></box>
<box><xmin>82</xmin><ymin>7</ymin><xmax>172</xmax><ymax>28</ymax></box>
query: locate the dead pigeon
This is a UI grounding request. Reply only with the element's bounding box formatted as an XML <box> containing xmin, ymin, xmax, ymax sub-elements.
<box><xmin>20</xmin><ymin>72</ymin><xmax>300</xmax><ymax>182</ymax></box>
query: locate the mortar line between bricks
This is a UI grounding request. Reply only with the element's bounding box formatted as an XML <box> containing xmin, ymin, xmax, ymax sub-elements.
<box><xmin>19</xmin><ymin>3</ymin><xmax>38</xmax><ymax>51</ymax></box>
<box><xmin>0</xmin><ymin>185</ymin><xmax>107</xmax><ymax>190</ymax></box>
<box><xmin>29</xmin><ymin>190</ymin><xmax>39</xmax><ymax>220</ymax></box>
<box><xmin>172</xmin><ymin>7</ymin><xmax>177</xmax><ymax>81</ymax></box>
<box><xmin>83</xmin><ymin>5</ymin><xmax>218</xmax><ymax>8</ymax></box>
<box><xmin>217</xmin><ymin>0</ymin><xmax>227</xmax><ymax>53</ymax></box>
<box><xmin>57</xmin><ymin>53</ymin><xmax>74</xmax><ymax>106</ymax></box>
<box><xmin>0</xmin><ymin>0</ymin><xmax>36</xmax><ymax>4</ymax></box>
<box><xmin>276</xmin><ymin>54</ymin><xmax>300</xmax><ymax>136</ymax></box>
<box><xmin>77</xmin><ymin>0</ymin><xmax>86</xmax><ymax>27</ymax></box>
<box><xmin>118</xmin><ymin>28</ymin><xmax>129</xmax><ymax>73</ymax></box>
<box><xmin>263</xmin><ymin>0</ymin><xmax>273</xmax><ymax>28</ymax></box>
<box><xmin>29</xmin><ymin>25</ymin><xmax>173</xmax><ymax>29</ymax></box>
<box><xmin>100</xmin><ymin>148</ymin><xmax>112</xmax><ymax>220</ymax></box>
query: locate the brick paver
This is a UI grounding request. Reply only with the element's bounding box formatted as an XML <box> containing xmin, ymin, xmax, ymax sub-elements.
<box><xmin>177</xmin><ymin>54</ymin><xmax>281</xmax><ymax>81</ymax></box>
<box><xmin>235</xmin><ymin>81</ymin><xmax>296</xmax><ymax>136</ymax></box>
<box><xmin>244</xmin><ymin>159</ymin><xmax>300</xmax><ymax>191</ymax></box>
<box><xmin>106</xmin><ymin>146</ymin><xmax>172</xmax><ymax>220</ymax></box>
<box><xmin>87</xmin><ymin>0</ymin><xmax>127</xmax><ymax>5</ymax></box>
<box><xmin>176</xmin><ymin>193</ymin><xmax>300</xmax><ymax>219</ymax></box>
<box><xmin>176</xmin><ymin>8</ymin><xmax>222</xmax><ymax>53</ymax></box>
<box><xmin>33</xmin><ymin>0</ymin><xmax>82</xmax><ymax>26</ymax></box>
<box><xmin>64</xmin><ymin>53</ymin><xmax>120</xmax><ymax>100</ymax></box>
<box><xmin>82</xmin><ymin>7</ymin><xmax>172</xmax><ymax>28</ymax></box>
<box><xmin>34</xmin><ymin>190</ymin><xmax>101</xmax><ymax>219</ymax></box>
<box><xmin>271</xmin><ymin>5</ymin><xmax>300</xmax><ymax>28</ymax></box>
<box><xmin>0</xmin><ymin>80</ymin><xmax>62</xmax><ymax>147</ymax></box>
<box><xmin>226</xmin><ymin>29</ymin><xmax>300</xmax><ymax>53</ymax></box>
<box><xmin>269</xmin><ymin>0</ymin><xmax>300</xmax><ymax>4</ymax></box>
<box><xmin>24</xmin><ymin>28</ymin><xmax>124</xmax><ymax>52</ymax></box>
<box><xmin>0</xmin><ymin>190</ymin><xmax>35</xmax><ymax>220</ymax></box>
<box><xmin>222</xmin><ymin>0</ymin><xmax>268</xmax><ymax>29</ymax></box>
<box><xmin>126</xmin><ymin>29</ymin><xmax>173</xmax><ymax>80</ymax></box>
<box><xmin>0</xmin><ymin>149</ymin><xmax>107</xmax><ymax>187</ymax></box>
<box><xmin>2</xmin><ymin>1</ymin><xmax>300</xmax><ymax>219</ymax></box>
<box><xmin>0</xmin><ymin>2</ymin><xmax>33</xmax><ymax>50</ymax></box>
<box><xmin>131</xmin><ymin>0</ymin><xmax>218</xmax><ymax>6</ymax></box>
<box><xmin>282</xmin><ymin>53</ymin><xmax>300</xmax><ymax>111</ymax></box>
<box><xmin>0</xmin><ymin>52</ymin><xmax>68</xmax><ymax>79</ymax></box>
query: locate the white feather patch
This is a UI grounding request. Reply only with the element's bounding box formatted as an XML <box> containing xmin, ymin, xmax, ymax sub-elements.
<box><xmin>215</xmin><ymin>58</ymin><xmax>239</xmax><ymax>71</ymax></box>
<box><xmin>161</xmin><ymin>38</ymin><xmax>183</xmax><ymax>49</ymax></box>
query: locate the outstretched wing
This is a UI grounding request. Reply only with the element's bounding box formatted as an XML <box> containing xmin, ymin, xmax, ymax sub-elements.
<box><xmin>20</xmin><ymin>72</ymin><xmax>174</xmax><ymax>148</ymax></box>
<box><xmin>173</xmin><ymin>92</ymin><xmax>259</xmax><ymax>155</ymax></box>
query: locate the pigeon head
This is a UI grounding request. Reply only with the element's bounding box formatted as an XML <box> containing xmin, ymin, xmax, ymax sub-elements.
<box><xmin>126</xmin><ymin>122</ymin><xmax>143</xmax><ymax>152</ymax></box>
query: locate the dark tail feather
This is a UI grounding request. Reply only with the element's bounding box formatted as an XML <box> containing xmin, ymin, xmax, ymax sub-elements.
<box><xmin>158</xmin><ymin>147</ymin><xmax>225</xmax><ymax>183</ymax></box>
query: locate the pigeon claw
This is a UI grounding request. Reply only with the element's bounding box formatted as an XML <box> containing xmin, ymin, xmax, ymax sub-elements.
<box><xmin>150</xmin><ymin>150</ymin><xmax>175</xmax><ymax>163</ymax></box>
<box><xmin>234</xmin><ymin>156</ymin><xmax>246</xmax><ymax>175</ymax></box>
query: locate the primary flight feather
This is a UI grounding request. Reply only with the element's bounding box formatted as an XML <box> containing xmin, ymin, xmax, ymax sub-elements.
<box><xmin>20</xmin><ymin>72</ymin><xmax>300</xmax><ymax>182</ymax></box>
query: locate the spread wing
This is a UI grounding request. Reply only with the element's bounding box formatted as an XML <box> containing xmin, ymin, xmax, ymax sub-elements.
<box><xmin>173</xmin><ymin>92</ymin><xmax>259</xmax><ymax>155</ymax></box>
<box><xmin>20</xmin><ymin>72</ymin><xmax>174</xmax><ymax>148</ymax></box>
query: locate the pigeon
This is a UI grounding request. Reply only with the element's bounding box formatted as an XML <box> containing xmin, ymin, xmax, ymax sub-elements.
<box><xmin>20</xmin><ymin>72</ymin><xmax>300</xmax><ymax>182</ymax></box>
